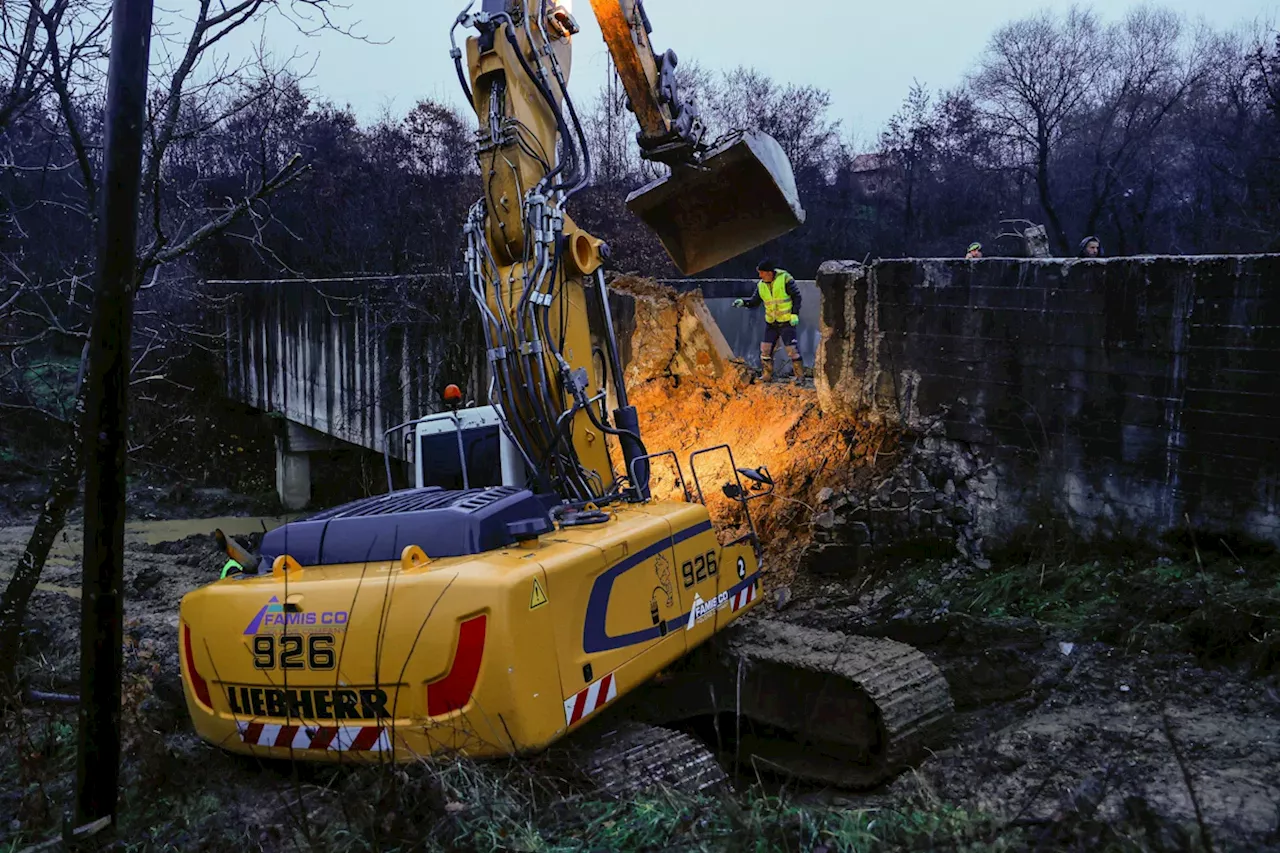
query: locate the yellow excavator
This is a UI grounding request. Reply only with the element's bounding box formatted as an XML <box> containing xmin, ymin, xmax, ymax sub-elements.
<box><xmin>178</xmin><ymin>0</ymin><xmax>952</xmax><ymax>794</ymax></box>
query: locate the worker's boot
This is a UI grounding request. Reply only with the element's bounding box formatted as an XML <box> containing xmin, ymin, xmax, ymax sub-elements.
<box><xmin>787</xmin><ymin>345</ymin><xmax>805</xmax><ymax>386</ymax></box>
<box><xmin>759</xmin><ymin>342</ymin><xmax>774</xmax><ymax>382</ymax></box>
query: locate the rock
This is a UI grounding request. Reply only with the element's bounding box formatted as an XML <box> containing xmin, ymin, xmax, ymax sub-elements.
<box><xmin>802</xmin><ymin>543</ymin><xmax>862</xmax><ymax>576</ymax></box>
<box><xmin>816</xmin><ymin>487</ymin><xmax>835</xmax><ymax>504</ymax></box>
<box><xmin>813</xmin><ymin>510</ymin><xmax>837</xmax><ymax>530</ymax></box>
<box><xmin>913</xmin><ymin>490</ymin><xmax>938</xmax><ymax>511</ymax></box>
<box><xmin>890</xmin><ymin>488</ymin><xmax>910</xmax><ymax>509</ymax></box>
<box><xmin>847</xmin><ymin>522</ymin><xmax>871</xmax><ymax>545</ymax></box>
<box><xmin>671</xmin><ymin>292</ymin><xmax>737</xmax><ymax>380</ymax></box>
<box><xmin>130</xmin><ymin>566</ymin><xmax>165</xmax><ymax>597</ymax></box>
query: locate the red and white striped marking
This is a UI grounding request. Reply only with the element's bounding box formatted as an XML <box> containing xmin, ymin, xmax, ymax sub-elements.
<box><xmin>564</xmin><ymin>672</ymin><xmax>617</xmax><ymax>726</ymax></box>
<box><xmin>236</xmin><ymin>720</ymin><xmax>391</xmax><ymax>752</ymax></box>
<box><xmin>731</xmin><ymin>582</ymin><xmax>758</xmax><ymax>612</ymax></box>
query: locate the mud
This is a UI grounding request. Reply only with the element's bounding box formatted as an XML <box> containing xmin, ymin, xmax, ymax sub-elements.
<box><xmin>4</xmin><ymin>507</ymin><xmax>1280</xmax><ymax>850</ymax></box>
<box><xmin>0</xmin><ymin>515</ymin><xmax>289</xmax><ymax>696</ymax></box>
<box><xmin>607</xmin><ymin>277</ymin><xmax>898</xmax><ymax>582</ymax></box>
<box><xmin>769</xmin><ymin>578</ymin><xmax>1280</xmax><ymax>851</ymax></box>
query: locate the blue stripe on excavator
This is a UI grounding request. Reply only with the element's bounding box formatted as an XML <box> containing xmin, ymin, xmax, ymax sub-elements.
<box><xmin>583</xmin><ymin>520</ymin><xmax>720</xmax><ymax>654</ymax></box>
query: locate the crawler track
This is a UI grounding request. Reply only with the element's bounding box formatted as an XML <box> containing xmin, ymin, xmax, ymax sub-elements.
<box><xmin>559</xmin><ymin>720</ymin><xmax>731</xmax><ymax>799</ymax></box>
<box><xmin>723</xmin><ymin>620</ymin><xmax>954</xmax><ymax>788</ymax></box>
<box><xmin>629</xmin><ymin>618</ymin><xmax>954</xmax><ymax>789</ymax></box>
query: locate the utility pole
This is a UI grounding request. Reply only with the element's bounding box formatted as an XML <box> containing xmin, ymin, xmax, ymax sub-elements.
<box><xmin>74</xmin><ymin>0</ymin><xmax>154</xmax><ymax>830</ymax></box>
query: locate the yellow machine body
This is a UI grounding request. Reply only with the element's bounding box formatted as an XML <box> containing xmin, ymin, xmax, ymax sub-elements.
<box><xmin>179</xmin><ymin>0</ymin><xmax>802</xmax><ymax>771</ymax></box>
<box><xmin>180</xmin><ymin>502</ymin><xmax>762</xmax><ymax>760</ymax></box>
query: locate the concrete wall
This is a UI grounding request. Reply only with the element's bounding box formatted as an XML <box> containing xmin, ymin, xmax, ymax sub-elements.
<box><xmin>815</xmin><ymin>256</ymin><xmax>1280</xmax><ymax>548</ymax></box>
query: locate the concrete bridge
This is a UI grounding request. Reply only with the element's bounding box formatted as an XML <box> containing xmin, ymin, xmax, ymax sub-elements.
<box><xmin>213</xmin><ymin>274</ymin><xmax>485</xmax><ymax>509</ymax></box>
<box><xmin>213</xmin><ymin>274</ymin><xmax>815</xmax><ymax>510</ymax></box>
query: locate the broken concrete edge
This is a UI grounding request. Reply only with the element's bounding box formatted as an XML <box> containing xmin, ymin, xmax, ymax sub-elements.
<box><xmin>610</xmin><ymin>274</ymin><xmax>750</xmax><ymax>388</ymax></box>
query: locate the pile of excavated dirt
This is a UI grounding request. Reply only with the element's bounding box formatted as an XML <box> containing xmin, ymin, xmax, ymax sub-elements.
<box><xmin>607</xmin><ymin>276</ymin><xmax>898</xmax><ymax>583</ymax></box>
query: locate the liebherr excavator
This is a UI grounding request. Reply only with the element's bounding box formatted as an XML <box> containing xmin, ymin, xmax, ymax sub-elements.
<box><xmin>178</xmin><ymin>0</ymin><xmax>952</xmax><ymax>794</ymax></box>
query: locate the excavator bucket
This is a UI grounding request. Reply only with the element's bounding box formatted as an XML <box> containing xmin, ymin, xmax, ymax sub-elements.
<box><xmin>626</xmin><ymin>131</ymin><xmax>806</xmax><ymax>277</ymax></box>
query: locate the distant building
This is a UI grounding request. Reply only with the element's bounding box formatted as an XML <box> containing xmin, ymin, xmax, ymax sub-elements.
<box><xmin>850</xmin><ymin>153</ymin><xmax>893</xmax><ymax>197</ymax></box>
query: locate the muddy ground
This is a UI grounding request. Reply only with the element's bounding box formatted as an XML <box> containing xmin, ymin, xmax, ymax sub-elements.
<box><xmin>2</xmin><ymin>507</ymin><xmax>1279</xmax><ymax>851</ymax></box>
<box><xmin>780</xmin><ymin>558</ymin><xmax>1280</xmax><ymax>851</ymax></box>
<box><xmin>0</xmin><ymin>513</ymin><xmax>287</xmax><ymax>700</ymax></box>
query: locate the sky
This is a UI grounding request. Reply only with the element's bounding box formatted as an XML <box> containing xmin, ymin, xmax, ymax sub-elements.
<box><xmin>219</xmin><ymin>0</ymin><xmax>1280</xmax><ymax>143</ymax></box>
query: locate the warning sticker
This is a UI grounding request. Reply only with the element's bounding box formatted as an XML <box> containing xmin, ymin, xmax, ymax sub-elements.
<box><xmin>530</xmin><ymin>577</ymin><xmax>549</xmax><ymax>610</ymax></box>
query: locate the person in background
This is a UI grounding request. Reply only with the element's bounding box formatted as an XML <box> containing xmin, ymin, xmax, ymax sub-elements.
<box><xmin>733</xmin><ymin>259</ymin><xmax>805</xmax><ymax>386</ymax></box>
<box><xmin>1079</xmin><ymin>236</ymin><xmax>1103</xmax><ymax>258</ymax></box>
<box><xmin>966</xmin><ymin>242</ymin><xmax>983</xmax><ymax>259</ymax></box>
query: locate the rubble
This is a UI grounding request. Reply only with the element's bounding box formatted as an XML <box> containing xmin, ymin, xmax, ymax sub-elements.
<box><xmin>802</xmin><ymin>414</ymin><xmax>1003</xmax><ymax>575</ymax></box>
<box><xmin>606</xmin><ymin>277</ymin><xmax>891</xmax><ymax>582</ymax></box>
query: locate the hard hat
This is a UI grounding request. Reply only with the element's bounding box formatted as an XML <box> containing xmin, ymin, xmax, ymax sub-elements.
<box><xmin>968</xmin><ymin>242</ymin><xmax>982</xmax><ymax>253</ymax></box>
<box><xmin>443</xmin><ymin>384</ymin><xmax>463</xmax><ymax>404</ymax></box>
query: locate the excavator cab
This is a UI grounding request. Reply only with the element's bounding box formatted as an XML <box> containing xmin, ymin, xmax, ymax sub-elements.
<box><xmin>627</xmin><ymin>131</ymin><xmax>806</xmax><ymax>276</ymax></box>
<box><xmin>411</xmin><ymin>405</ymin><xmax>527</xmax><ymax>492</ymax></box>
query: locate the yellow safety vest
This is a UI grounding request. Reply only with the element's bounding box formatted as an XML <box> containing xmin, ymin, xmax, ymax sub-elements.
<box><xmin>757</xmin><ymin>270</ymin><xmax>795</xmax><ymax>324</ymax></box>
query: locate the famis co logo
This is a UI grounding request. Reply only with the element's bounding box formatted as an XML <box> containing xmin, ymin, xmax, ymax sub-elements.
<box><xmin>244</xmin><ymin>597</ymin><xmax>350</xmax><ymax>635</ymax></box>
<box><xmin>686</xmin><ymin>591</ymin><xmax>730</xmax><ymax>630</ymax></box>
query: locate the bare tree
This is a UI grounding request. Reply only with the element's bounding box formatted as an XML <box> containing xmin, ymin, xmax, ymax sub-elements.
<box><xmin>881</xmin><ymin>82</ymin><xmax>939</xmax><ymax>240</ymax></box>
<box><xmin>1075</xmin><ymin>8</ymin><xmax>1214</xmax><ymax>250</ymax></box>
<box><xmin>582</xmin><ymin>52</ymin><xmax>641</xmax><ymax>188</ymax></box>
<box><xmin>0</xmin><ymin>0</ymin><xmax>106</xmax><ymax>132</ymax></box>
<box><xmin>971</xmin><ymin>5</ymin><xmax>1106</xmax><ymax>253</ymax></box>
<box><xmin>700</xmin><ymin>66</ymin><xmax>843</xmax><ymax>184</ymax></box>
<box><xmin>0</xmin><ymin>0</ymin><xmax>357</xmax><ymax>701</ymax></box>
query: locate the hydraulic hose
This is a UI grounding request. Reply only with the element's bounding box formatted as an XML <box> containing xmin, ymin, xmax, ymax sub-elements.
<box><xmin>450</xmin><ymin>5</ymin><xmax>476</xmax><ymax>105</ymax></box>
<box><xmin>516</xmin><ymin>208</ymin><xmax>578</xmax><ymax>492</ymax></box>
<box><xmin>499</xmin><ymin>17</ymin><xmax>573</xmax><ymax>190</ymax></box>
<box><xmin>472</xmin><ymin>216</ymin><xmax>555</xmax><ymax>488</ymax></box>
<box><xmin>594</xmin><ymin>268</ymin><xmax>629</xmax><ymax>411</ymax></box>
<box><xmin>465</xmin><ymin>215</ymin><xmax>542</xmax><ymax>482</ymax></box>
<box><xmin>536</xmin><ymin>0</ymin><xmax>592</xmax><ymax>195</ymax></box>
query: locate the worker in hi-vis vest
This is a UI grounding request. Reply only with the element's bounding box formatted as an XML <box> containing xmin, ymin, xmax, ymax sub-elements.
<box><xmin>733</xmin><ymin>258</ymin><xmax>805</xmax><ymax>385</ymax></box>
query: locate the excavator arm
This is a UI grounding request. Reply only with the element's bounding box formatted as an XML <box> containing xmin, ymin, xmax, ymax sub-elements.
<box><xmin>450</xmin><ymin>0</ymin><xmax>805</xmax><ymax>507</ymax></box>
<box><xmin>587</xmin><ymin>0</ymin><xmax>703</xmax><ymax>164</ymax></box>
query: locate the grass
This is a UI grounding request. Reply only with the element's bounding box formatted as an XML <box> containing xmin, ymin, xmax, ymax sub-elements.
<box><xmin>877</xmin><ymin>542</ymin><xmax>1280</xmax><ymax>672</ymax></box>
<box><xmin>0</xmin><ymin>690</ymin><xmax>1016</xmax><ymax>853</ymax></box>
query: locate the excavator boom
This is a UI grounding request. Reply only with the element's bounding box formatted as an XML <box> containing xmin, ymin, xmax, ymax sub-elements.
<box><xmin>455</xmin><ymin>0</ymin><xmax>807</xmax><ymax>496</ymax></box>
